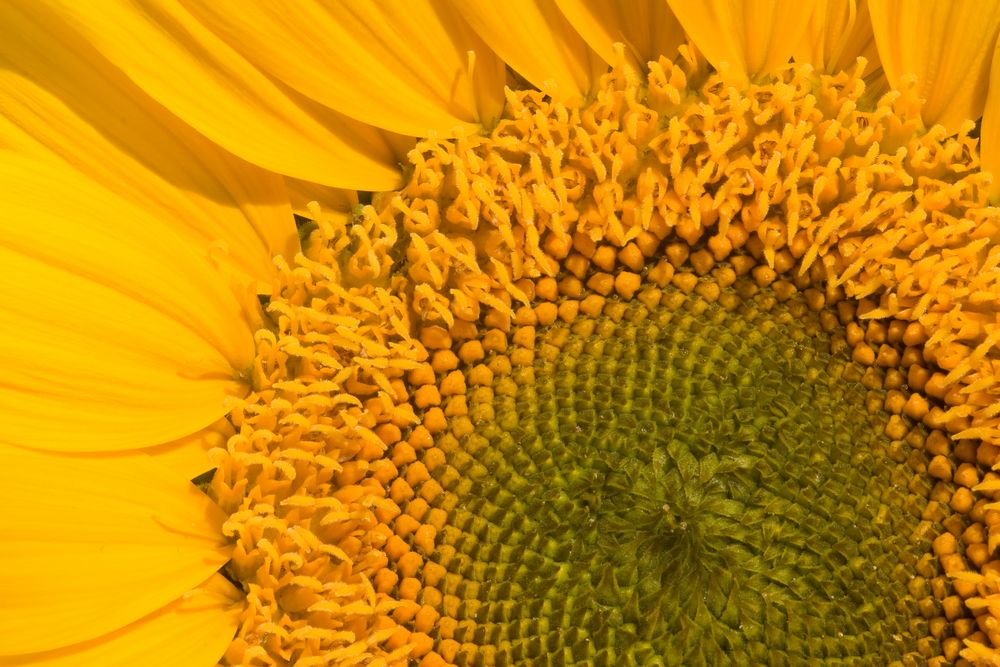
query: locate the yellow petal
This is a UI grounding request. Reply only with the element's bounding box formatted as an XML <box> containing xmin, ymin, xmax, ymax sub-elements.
<box><xmin>0</xmin><ymin>2</ymin><xmax>296</xmax><ymax>291</ymax></box>
<box><xmin>666</xmin><ymin>0</ymin><xmax>813</xmax><ymax>85</ymax></box>
<box><xmin>38</xmin><ymin>0</ymin><xmax>405</xmax><ymax>189</ymax></box>
<box><xmin>0</xmin><ymin>154</ymin><xmax>256</xmax><ymax>452</ymax></box>
<box><xmin>94</xmin><ymin>419</ymin><xmax>235</xmax><ymax>481</ymax></box>
<box><xmin>453</xmin><ymin>0</ymin><xmax>607</xmax><ymax>103</ymax></box>
<box><xmin>555</xmin><ymin>0</ymin><xmax>686</xmax><ymax>70</ymax></box>
<box><xmin>184</xmin><ymin>0</ymin><xmax>507</xmax><ymax>135</ymax></box>
<box><xmin>0</xmin><ymin>574</ymin><xmax>240</xmax><ymax>667</ymax></box>
<box><xmin>869</xmin><ymin>0</ymin><xmax>1000</xmax><ymax>134</ymax></box>
<box><xmin>981</xmin><ymin>38</ymin><xmax>1000</xmax><ymax>200</ymax></box>
<box><xmin>792</xmin><ymin>0</ymin><xmax>879</xmax><ymax>75</ymax></box>
<box><xmin>286</xmin><ymin>177</ymin><xmax>360</xmax><ymax>223</ymax></box>
<box><xmin>0</xmin><ymin>447</ymin><xmax>231</xmax><ymax>655</ymax></box>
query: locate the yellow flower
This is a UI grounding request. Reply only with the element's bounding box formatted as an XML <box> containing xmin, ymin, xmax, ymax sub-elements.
<box><xmin>5</xmin><ymin>1</ymin><xmax>1000</xmax><ymax>665</ymax></box>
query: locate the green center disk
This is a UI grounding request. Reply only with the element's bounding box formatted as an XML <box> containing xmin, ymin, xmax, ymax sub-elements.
<box><xmin>424</xmin><ymin>286</ymin><xmax>936</xmax><ymax>666</ymax></box>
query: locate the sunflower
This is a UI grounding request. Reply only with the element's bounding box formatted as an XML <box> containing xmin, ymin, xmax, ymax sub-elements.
<box><xmin>4</xmin><ymin>0</ymin><xmax>1000</xmax><ymax>665</ymax></box>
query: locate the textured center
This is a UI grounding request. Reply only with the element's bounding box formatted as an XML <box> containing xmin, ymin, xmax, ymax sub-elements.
<box><xmin>429</xmin><ymin>286</ymin><xmax>932</xmax><ymax>665</ymax></box>
<box><xmin>213</xmin><ymin>53</ymin><xmax>999</xmax><ymax>666</ymax></box>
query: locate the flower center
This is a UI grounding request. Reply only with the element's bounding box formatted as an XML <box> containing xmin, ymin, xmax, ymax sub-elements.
<box><xmin>434</xmin><ymin>284</ymin><xmax>934</xmax><ymax>663</ymax></box>
<box><xmin>213</xmin><ymin>53</ymin><xmax>999</xmax><ymax>666</ymax></box>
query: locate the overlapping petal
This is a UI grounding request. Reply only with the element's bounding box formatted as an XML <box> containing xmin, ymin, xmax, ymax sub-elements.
<box><xmin>0</xmin><ymin>1</ymin><xmax>297</xmax><ymax>291</ymax></box>
<box><xmin>869</xmin><ymin>0</ymin><xmax>1000</xmax><ymax>134</ymax></box>
<box><xmin>0</xmin><ymin>154</ymin><xmax>258</xmax><ymax>452</ymax></box>
<box><xmin>286</xmin><ymin>177</ymin><xmax>359</xmax><ymax>225</ymax></box>
<box><xmin>453</xmin><ymin>0</ymin><xmax>607</xmax><ymax>102</ymax></box>
<box><xmin>793</xmin><ymin>0</ymin><xmax>879</xmax><ymax>75</ymax></box>
<box><xmin>0</xmin><ymin>448</ymin><xmax>231</xmax><ymax>656</ymax></box>
<box><xmin>0</xmin><ymin>574</ymin><xmax>240</xmax><ymax>667</ymax></box>
<box><xmin>983</xmin><ymin>39</ymin><xmax>1000</xmax><ymax>197</ymax></box>
<box><xmin>100</xmin><ymin>419</ymin><xmax>235</xmax><ymax>481</ymax></box>
<box><xmin>666</xmin><ymin>0</ymin><xmax>813</xmax><ymax>85</ymax></box>
<box><xmin>183</xmin><ymin>0</ymin><xmax>507</xmax><ymax>135</ymax></box>
<box><xmin>35</xmin><ymin>0</ymin><xmax>408</xmax><ymax>189</ymax></box>
<box><xmin>554</xmin><ymin>0</ymin><xmax>686</xmax><ymax>72</ymax></box>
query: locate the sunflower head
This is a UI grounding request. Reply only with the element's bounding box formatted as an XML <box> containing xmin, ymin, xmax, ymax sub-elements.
<box><xmin>208</xmin><ymin>47</ymin><xmax>1000</xmax><ymax>666</ymax></box>
<box><xmin>7</xmin><ymin>2</ymin><xmax>1000</xmax><ymax>666</ymax></box>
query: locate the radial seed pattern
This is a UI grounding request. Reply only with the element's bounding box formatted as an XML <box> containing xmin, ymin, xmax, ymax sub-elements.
<box><xmin>421</xmin><ymin>287</ymin><xmax>939</xmax><ymax>665</ymax></box>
